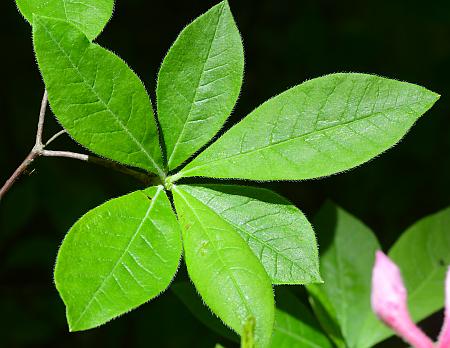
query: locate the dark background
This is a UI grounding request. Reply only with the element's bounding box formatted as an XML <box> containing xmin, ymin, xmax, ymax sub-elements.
<box><xmin>1</xmin><ymin>0</ymin><xmax>449</xmax><ymax>347</ymax></box>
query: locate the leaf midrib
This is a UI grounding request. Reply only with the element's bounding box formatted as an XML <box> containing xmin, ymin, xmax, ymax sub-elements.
<box><xmin>174</xmin><ymin>187</ymin><xmax>255</xmax><ymax>325</ymax></box>
<box><xmin>71</xmin><ymin>188</ymin><xmax>162</xmax><ymax>328</ymax></box>
<box><xmin>167</xmin><ymin>2</ymin><xmax>225</xmax><ymax>168</ymax></box>
<box><xmin>180</xmin><ymin>100</ymin><xmax>425</xmax><ymax>176</ymax></box>
<box><xmin>38</xmin><ymin>17</ymin><xmax>164</xmax><ymax>177</ymax></box>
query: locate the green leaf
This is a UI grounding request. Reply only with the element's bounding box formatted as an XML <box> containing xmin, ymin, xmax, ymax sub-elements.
<box><xmin>54</xmin><ymin>186</ymin><xmax>182</xmax><ymax>331</ymax></box>
<box><xmin>16</xmin><ymin>0</ymin><xmax>114</xmax><ymax>41</ymax></box>
<box><xmin>177</xmin><ymin>185</ymin><xmax>320</xmax><ymax>285</ymax></box>
<box><xmin>271</xmin><ymin>310</ymin><xmax>331</xmax><ymax>348</ymax></box>
<box><xmin>306</xmin><ymin>201</ymin><xmax>384</xmax><ymax>348</ymax></box>
<box><xmin>174</xmin><ymin>280</ymin><xmax>331</xmax><ymax>348</ymax></box>
<box><xmin>307</xmin><ymin>287</ymin><xmax>346</xmax><ymax>348</ymax></box>
<box><xmin>361</xmin><ymin>206</ymin><xmax>450</xmax><ymax>347</ymax></box>
<box><xmin>157</xmin><ymin>1</ymin><xmax>244</xmax><ymax>170</ymax></box>
<box><xmin>308</xmin><ymin>204</ymin><xmax>450</xmax><ymax>348</ymax></box>
<box><xmin>175</xmin><ymin>73</ymin><xmax>439</xmax><ymax>181</ymax></box>
<box><xmin>172</xmin><ymin>281</ymin><xmax>239</xmax><ymax>342</ymax></box>
<box><xmin>173</xmin><ymin>185</ymin><xmax>275</xmax><ymax>348</ymax></box>
<box><xmin>391</xmin><ymin>206</ymin><xmax>450</xmax><ymax>319</ymax></box>
<box><xmin>33</xmin><ymin>16</ymin><xmax>164</xmax><ymax>177</ymax></box>
<box><xmin>270</xmin><ymin>288</ymin><xmax>333</xmax><ymax>348</ymax></box>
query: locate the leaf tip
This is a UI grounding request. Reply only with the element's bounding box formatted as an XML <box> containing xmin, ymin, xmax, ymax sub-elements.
<box><xmin>67</xmin><ymin>317</ymin><xmax>81</xmax><ymax>333</ymax></box>
<box><xmin>431</xmin><ymin>91</ymin><xmax>441</xmax><ymax>102</ymax></box>
<box><xmin>421</xmin><ymin>87</ymin><xmax>441</xmax><ymax>108</ymax></box>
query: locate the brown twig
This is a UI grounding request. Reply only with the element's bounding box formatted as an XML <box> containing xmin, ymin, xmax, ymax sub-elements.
<box><xmin>0</xmin><ymin>151</ymin><xmax>39</xmax><ymax>199</ymax></box>
<box><xmin>35</xmin><ymin>89</ymin><xmax>48</xmax><ymax>147</ymax></box>
<box><xmin>0</xmin><ymin>91</ymin><xmax>49</xmax><ymax>200</ymax></box>
<box><xmin>0</xmin><ymin>90</ymin><xmax>158</xmax><ymax>201</ymax></box>
<box><xmin>45</xmin><ymin>129</ymin><xmax>66</xmax><ymax>146</ymax></box>
<box><xmin>41</xmin><ymin>150</ymin><xmax>156</xmax><ymax>185</ymax></box>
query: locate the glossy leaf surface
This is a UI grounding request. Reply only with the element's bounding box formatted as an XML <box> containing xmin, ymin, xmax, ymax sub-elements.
<box><xmin>178</xmin><ymin>73</ymin><xmax>439</xmax><ymax>181</ymax></box>
<box><xmin>178</xmin><ymin>184</ymin><xmax>320</xmax><ymax>284</ymax></box>
<box><xmin>157</xmin><ymin>1</ymin><xmax>244</xmax><ymax>170</ymax></box>
<box><xmin>33</xmin><ymin>16</ymin><xmax>164</xmax><ymax>176</ymax></box>
<box><xmin>55</xmin><ymin>187</ymin><xmax>182</xmax><ymax>331</ymax></box>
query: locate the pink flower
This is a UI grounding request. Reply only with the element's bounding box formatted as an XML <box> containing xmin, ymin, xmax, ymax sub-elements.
<box><xmin>437</xmin><ymin>268</ymin><xmax>450</xmax><ymax>348</ymax></box>
<box><xmin>371</xmin><ymin>251</ymin><xmax>449</xmax><ymax>348</ymax></box>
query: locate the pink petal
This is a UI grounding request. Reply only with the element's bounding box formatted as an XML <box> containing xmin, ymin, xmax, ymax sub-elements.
<box><xmin>437</xmin><ymin>267</ymin><xmax>450</xmax><ymax>348</ymax></box>
<box><xmin>371</xmin><ymin>251</ymin><xmax>434</xmax><ymax>348</ymax></box>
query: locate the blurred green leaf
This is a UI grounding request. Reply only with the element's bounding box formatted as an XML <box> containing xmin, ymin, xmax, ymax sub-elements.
<box><xmin>174</xmin><ymin>281</ymin><xmax>332</xmax><ymax>348</ymax></box>
<box><xmin>362</xmin><ymin>206</ymin><xmax>450</xmax><ymax>346</ymax></box>
<box><xmin>307</xmin><ymin>287</ymin><xmax>346</xmax><ymax>348</ymax></box>
<box><xmin>308</xmin><ymin>203</ymin><xmax>450</xmax><ymax>348</ymax></box>
<box><xmin>172</xmin><ymin>281</ymin><xmax>239</xmax><ymax>342</ymax></box>
<box><xmin>391</xmin><ymin>206</ymin><xmax>450</xmax><ymax>319</ymax></box>
<box><xmin>306</xmin><ymin>201</ymin><xmax>383</xmax><ymax>348</ymax></box>
<box><xmin>270</xmin><ymin>288</ymin><xmax>333</xmax><ymax>348</ymax></box>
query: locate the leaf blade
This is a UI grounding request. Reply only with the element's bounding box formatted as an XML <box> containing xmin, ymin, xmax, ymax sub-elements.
<box><xmin>361</xmin><ymin>206</ymin><xmax>450</xmax><ymax>347</ymax></box>
<box><xmin>33</xmin><ymin>16</ymin><xmax>164</xmax><ymax>176</ymax></box>
<box><xmin>173</xmin><ymin>185</ymin><xmax>275</xmax><ymax>347</ymax></box>
<box><xmin>16</xmin><ymin>0</ymin><xmax>114</xmax><ymax>40</ymax></box>
<box><xmin>157</xmin><ymin>1</ymin><xmax>244</xmax><ymax>170</ymax></box>
<box><xmin>306</xmin><ymin>201</ymin><xmax>384</xmax><ymax>348</ymax></box>
<box><xmin>177</xmin><ymin>73</ymin><xmax>439</xmax><ymax>181</ymax></box>
<box><xmin>270</xmin><ymin>288</ymin><xmax>333</xmax><ymax>348</ymax></box>
<box><xmin>55</xmin><ymin>187</ymin><xmax>182</xmax><ymax>331</ymax></box>
<box><xmin>172</xmin><ymin>281</ymin><xmax>239</xmax><ymax>342</ymax></box>
<box><xmin>391</xmin><ymin>206</ymin><xmax>450</xmax><ymax>318</ymax></box>
<box><xmin>179</xmin><ymin>184</ymin><xmax>320</xmax><ymax>285</ymax></box>
<box><xmin>308</xmin><ymin>204</ymin><xmax>450</xmax><ymax>348</ymax></box>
